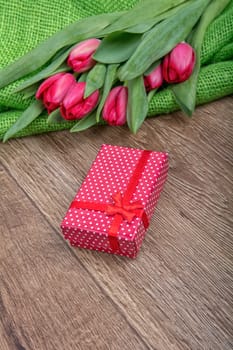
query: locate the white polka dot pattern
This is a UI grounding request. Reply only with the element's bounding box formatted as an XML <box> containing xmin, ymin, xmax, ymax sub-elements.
<box><xmin>60</xmin><ymin>144</ymin><xmax>169</xmax><ymax>258</ymax></box>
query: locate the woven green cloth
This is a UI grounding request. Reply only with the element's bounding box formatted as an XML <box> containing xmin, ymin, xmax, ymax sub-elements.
<box><xmin>0</xmin><ymin>0</ymin><xmax>233</xmax><ymax>140</ymax></box>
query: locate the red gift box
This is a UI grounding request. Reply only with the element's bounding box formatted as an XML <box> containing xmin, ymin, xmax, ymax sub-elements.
<box><xmin>61</xmin><ymin>144</ymin><xmax>168</xmax><ymax>258</ymax></box>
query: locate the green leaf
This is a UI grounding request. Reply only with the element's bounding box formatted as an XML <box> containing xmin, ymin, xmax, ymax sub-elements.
<box><xmin>147</xmin><ymin>89</ymin><xmax>158</xmax><ymax>104</ymax></box>
<box><xmin>15</xmin><ymin>46</ymin><xmax>73</xmax><ymax>93</ymax></box>
<box><xmin>51</xmin><ymin>46</ymin><xmax>71</xmax><ymax>61</ymax></box>
<box><xmin>96</xmin><ymin>64</ymin><xmax>119</xmax><ymax>122</ymax></box>
<box><xmin>20</xmin><ymin>84</ymin><xmax>40</xmax><ymax>100</ymax></box>
<box><xmin>47</xmin><ymin>109</ymin><xmax>64</xmax><ymax>124</ymax></box>
<box><xmin>78</xmin><ymin>72</ymin><xmax>88</xmax><ymax>83</ymax></box>
<box><xmin>0</xmin><ymin>2</ymin><xmax>190</xmax><ymax>89</ymax></box>
<box><xmin>14</xmin><ymin>56</ymin><xmax>71</xmax><ymax>93</ymax></box>
<box><xmin>3</xmin><ymin>100</ymin><xmax>44</xmax><ymax>142</ymax></box>
<box><xmin>93</xmin><ymin>32</ymin><xmax>142</xmax><ymax>64</ymax></box>
<box><xmin>171</xmin><ymin>0</ymin><xmax>231</xmax><ymax>116</ymax></box>
<box><xmin>70</xmin><ymin>113</ymin><xmax>97</xmax><ymax>132</ymax></box>
<box><xmin>84</xmin><ymin>64</ymin><xmax>106</xmax><ymax>98</ymax></box>
<box><xmin>171</xmin><ymin>61</ymin><xmax>200</xmax><ymax>117</ymax></box>
<box><xmin>125</xmin><ymin>1</ymin><xmax>190</xmax><ymax>34</ymax></box>
<box><xmin>144</xmin><ymin>60</ymin><xmax>161</xmax><ymax>76</ymax></box>
<box><xmin>0</xmin><ymin>12</ymin><xmax>123</xmax><ymax>89</ymax></box>
<box><xmin>105</xmin><ymin>0</ymin><xmax>188</xmax><ymax>33</ymax></box>
<box><xmin>125</xmin><ymin>19</ymin><xmax>159</xmax><ymax>34</ymax></box>
<box><xmin>118</xmin><ymin>0</ymin><xmax>210</xmax><ymax>81</ymax></box>
<box><xmin>127</xmin><ymin>76</ymin><xmax>148</xmax><ymax>134</ymax></box>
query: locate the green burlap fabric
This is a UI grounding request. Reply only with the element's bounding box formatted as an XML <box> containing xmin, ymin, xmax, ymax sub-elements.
<box><xmin>0</xmin><ymin>0</ymin><xmax>233</xmax><ymax>140</ymax></box>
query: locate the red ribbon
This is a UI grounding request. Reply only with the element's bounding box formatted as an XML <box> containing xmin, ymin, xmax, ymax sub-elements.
<box><xmin>70</xmin><ymin>150</ymin><xmax>151</xmax><ymax>252</ymax></box>
<box><xmin>106</xmin><ymin>192</ymin><xmax>144</xmax><ymax>223</ymax></box>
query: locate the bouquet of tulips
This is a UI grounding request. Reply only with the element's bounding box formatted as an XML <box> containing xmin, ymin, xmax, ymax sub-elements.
<box><xmin>0</xmin><ymin>0</ymin><xmax>230</xmax><ymax>141</ymax></box>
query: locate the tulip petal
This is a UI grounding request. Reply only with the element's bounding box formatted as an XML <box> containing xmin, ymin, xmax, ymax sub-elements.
<box><xmin>116</xmin><ymin>87</ymin><xmax>127</xmax><ymax>125</ymax></box>
<box><xmin>68</xmin><ymin>39</ymin><xmax>101</xmax><ymax>60</ymax></box>
<box><xmin>70</xmin><ymin>104</ymin><xmax>85</xmax><ymax>119</ymax></box>
<box><xmin>35</xmin><ymin>72</ymin><xmax>65</xmax><ymax>99</ymax></box>
<box><xmin>83</xmin><ymin>90</ymin><xmax>99</xmax><ymax>113</ymax></box>
<box><xmin>61</xmin><ymin>83</ymin><xmax>99</xmax><ymax>120</ymax></box>
<box><xmin>62</xmin><ymin>82</ymin><xmax>86</xmax><ymax>109</ymax></box>
<box><xmin>144</xmin><ymin>64</ymin><xmax>163</xmax><ymax>90</ymax></box>
<box><xmin>171</xmin><ymin>43</ymin><xmax>193</xmax><ymax>71</ymax></box>
<box><xmin>44</xmin><ymin>101</ymin><xmax>59</xmax><ymax>114</ymax></box>
<box><xmin>67</xmin><ymin>39</ymin><xmax>101</xmax><ymax>73</ymax></box>
<box><xmin>102</xmin><ymin>86</ymin><xmax>127</xmax><ymax>126</ymax></box>
<box><xmin>70</xmin><ymin>58</ymin><xmax>95</xmax><ymax>73</ymax></box>
<box><xmin>163</xmin><ymin>42</ymin><xmax>195</xmax><ymax>83</ymax></box>
<box><xmin>102</xmin><ymin>86</ymin><xmax>122</xmax><ymax>120</ymax></box>
<box><xmin>45</xmin><ymin>74</ymin><xmax>75</xmax><ymax>103</ymax></box>
<box><xmin>108</xmin><ymin>109</ymin><xmax>118</xmax><ymax>125</ymax></box>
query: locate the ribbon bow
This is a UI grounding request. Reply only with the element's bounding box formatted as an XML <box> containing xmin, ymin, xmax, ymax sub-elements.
<box><xmin>69</xmin><ymin>150</ymin><xmax>151</xmax><ymax>252</ymax></box>
<box><xmin>106</xmin><ymin>192</ymin><xmax>144</xmax><ymax>223</ymax></box>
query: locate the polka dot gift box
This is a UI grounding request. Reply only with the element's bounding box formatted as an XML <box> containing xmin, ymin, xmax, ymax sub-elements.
<box><xmin>61</xmin><ymin>144</ymin><xmax>168</xmax><ymax>258</ymax></box>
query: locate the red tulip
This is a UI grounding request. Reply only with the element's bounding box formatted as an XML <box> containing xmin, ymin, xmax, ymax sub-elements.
<box><xmin>144</xmin><ymin>64</ymin><xmax>163</xmax><ymax>91</ymax></box>
<box><xmin>60</xmin><ymin>82</ymin><xmax>99</xmax><ymax>120</ymax></box>
<box><xmin>35</xmin><ymin>73</ymin><xmax>75</xmax><ymax>113</ymax></box>
<box><xmin>67</xmin><ymin>39</ymin><xmax>101</xmax><ymax>73</ymax></box>
<box><xmin>102</xmin><ymin>86</ymin><xmax>128</xmax><ymax>126</ymax></box>
<box><xmin>162</xmin><ymin>42</ymin><xmax>195</xmax><ymax>83</ymax></box>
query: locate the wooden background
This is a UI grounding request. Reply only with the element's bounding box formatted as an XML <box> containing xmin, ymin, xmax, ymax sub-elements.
<box><xmin>0</xmin><ymin>97</ymin><xmax>232</xmax><ymax>350</ymax></box>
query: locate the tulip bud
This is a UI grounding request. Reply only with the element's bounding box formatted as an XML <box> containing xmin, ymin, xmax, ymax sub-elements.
<box><xmin>67</xmin><ymin>39</ymin><xmax>101</xmax><ymax>73</ymax></box>
<box><xmin>144</xmin><ymin>64</ymin><xmax>163</xmax><ymax>91</ymax></box>
<box><xmin>162</xmin><ymin>42</ymin><xmax>195</xmax><ymax>84</ymax></box>
<box><xmin>35</xmin><ymin>73</ymin><xmax>75</xmax><ymax>113</ymax></box>
<box><xmin>60</xmin><ymin>82</ymin><xmax>99</xmax><ymax>120</ymax></box>
<box><xmin>102</xmin><ymin>86</ymin><xmax>128</xmax><ymax>126</ymax></box>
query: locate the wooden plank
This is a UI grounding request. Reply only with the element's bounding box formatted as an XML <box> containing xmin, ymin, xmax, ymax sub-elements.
<box><xmin>0</xmin><ymin>164</ymin><xmax>148</xmax><ymax>350</ymax></box>
<box><xmin>0</xmin><ymin>97</ymin><xmax>233</xmax><ymax>349</ymax></box>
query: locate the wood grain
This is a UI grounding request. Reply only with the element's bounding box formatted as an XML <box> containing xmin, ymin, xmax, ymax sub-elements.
<box><xmin>0</xmin><ymin>97</ymin><xmax>233</xmax><ymax>350</ymax></box>
<box><xmin>0</xmin><ymin>164</ymin><xmax>148</xmax><ymax>350</ymax></box>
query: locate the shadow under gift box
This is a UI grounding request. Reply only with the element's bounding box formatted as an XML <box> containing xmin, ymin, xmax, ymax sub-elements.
<box><xmin>61</xmin><ymin>144</ymin><xmax>168</xmax><ymax>258</ymax></box>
